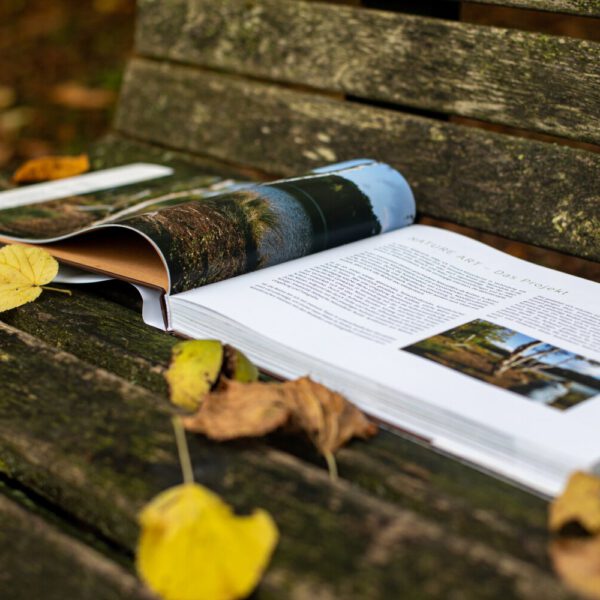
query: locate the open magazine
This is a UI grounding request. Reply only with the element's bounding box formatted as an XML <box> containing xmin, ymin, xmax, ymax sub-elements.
<box><xmin>0</xmin><ymin>159</ymin><xmax>414</xmax><ymax>326</ymax></box>
<box><xmin>1</xmin><ymin>160</ymin><xmax>598</xmax><ymax>497</ymax></box>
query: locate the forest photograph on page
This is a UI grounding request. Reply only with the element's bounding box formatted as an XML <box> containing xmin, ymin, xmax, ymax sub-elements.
<box><xmin>122</xmin><ymin>172</ymin><xmax>386</xmax><ymax>294</ymax></box>
<box><xmin>402</xmin><ymin>319</ymin><xmax>600</xmax><ymax>410</ymax></box>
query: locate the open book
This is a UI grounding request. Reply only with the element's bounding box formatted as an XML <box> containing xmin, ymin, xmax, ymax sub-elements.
<box><xmin>1</xmin><ymin>160</ymin><xmax>599</xmax><ymax>497</ymax></box>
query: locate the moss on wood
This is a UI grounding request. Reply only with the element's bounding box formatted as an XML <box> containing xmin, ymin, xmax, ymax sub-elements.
<box><xmin>116</xmin><ymin>59</ymin><xmax>600</xmax><ymax>261</ymax></box>
<box><xmin>0</xmin><ymin>494</ymin><xmax>152</xmax><ymax>600</ymax></box>
<box><xmin>135</xmin><ymin>0</ymin><xmax>600</xmax><ymax>142</ymax></box>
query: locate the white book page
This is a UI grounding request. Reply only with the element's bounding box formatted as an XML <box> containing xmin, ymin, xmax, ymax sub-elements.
<box><xmin>172</xmin><ymin>225</ymin><xmax>600</xmax><ymax>467</ymax></box>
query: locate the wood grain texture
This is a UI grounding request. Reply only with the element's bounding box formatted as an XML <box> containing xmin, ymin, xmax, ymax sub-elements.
<box><xmin>115</xmin><ymin>59</ymin><xmax>600</xmax><ymax>261</ymax></box>
<box><xmin>135</xmin><ymin>0</ymin><xmax>600</xmax><ymax>143</ymax></box>
<box><xmin>0</xmin><ymin>318</ymin><xmax>578</xmax><ymax>598</ymax></box>
<box><xmin>460</xmin><ymin>0</ymin><xmax>600</xmax><ymax>17</ymax></box>
<box><xmin>0</xmin><ymin>494</ymin><xmax>153</xmax><ymax>600</ymax></box>
<box><xmin>0</xmin><ymin>289</ymin><xmax>564</xmax><ymax>573</ymax></box>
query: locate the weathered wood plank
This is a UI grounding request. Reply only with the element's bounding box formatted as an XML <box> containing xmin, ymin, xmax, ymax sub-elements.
<box><xmin>116</xmin><ymin>59</ymin><xmax>600</xmax><ymax>261</ymax></box>
<box><xmin>0</xmin><ymin>494</ymin><xmax>153</xmax><ymax>600</ymax></box>
<box><xmin>459</xmin><ymin>0</ymin><xmax>600</xmax><ymax>17</ymax></box>
<box><xmin>0</xmin><ymin>289</ymin><xmax>556</xmax><ymax>568</ymax></box>
<box><xmin>135</xmin><ymin>0</ymin><xmax>600</xmax><ymax>143</ymax></box>
<box><xmin>0</xmin><ymin>318</ymin><xmax>575</xmax><ymax>598</ymax></box>
<box><xmin>91</xmin><ymin>134</ymin><xmax>267</xmax><ymax>181</ymax></box>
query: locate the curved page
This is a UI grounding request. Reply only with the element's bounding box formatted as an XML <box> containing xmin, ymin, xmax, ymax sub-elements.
<box><xmin>0</xmin><ymin>159</ymin><xmax>415</xmax><ymax>294</ymax></box>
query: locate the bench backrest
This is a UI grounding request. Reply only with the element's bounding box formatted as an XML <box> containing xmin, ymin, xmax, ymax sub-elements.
<box><xmin>114</xmin><ymin>0</ymin><xmax>600</xmax><ymax>262</ymax></box>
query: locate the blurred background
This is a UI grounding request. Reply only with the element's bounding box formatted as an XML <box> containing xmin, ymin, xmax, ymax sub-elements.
<box><xmin>1</xmin><ymin>0</ymin><xmax>597</xmax><ymax>174</ymax></box>
<box><xmin>0</xmin><ymin>0</ymin><xmax>135</xmax><ymax>170</ymax></box>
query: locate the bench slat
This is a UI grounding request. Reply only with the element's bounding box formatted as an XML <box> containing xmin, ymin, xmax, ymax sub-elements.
<box><xmin>0</xmin><ymin>494</ymin><xmax>152</xmax><ymax>600</ymax></box>
<box><xmin>116</xmin><ymin>59</ymin><xmax>600</xmax><ymax>261</ymax></box>
<box><xmin>458</xmin><ymin>0</ymin><xmax>600</xmax><ymax>17</ymax></box>
<box><xmin>0</xmin><ymin>317</ymin><xmax>575</xmax><ymax>598</ymax></box>
<box><xmin>2</xmin><ymin>286</ymin><xmax>554</xmax><ymax>567</ymax></box>
<box><xmin>136</xmin><ymin>0</ymin><xmax>600</xmax><ymax>143</ymax></box>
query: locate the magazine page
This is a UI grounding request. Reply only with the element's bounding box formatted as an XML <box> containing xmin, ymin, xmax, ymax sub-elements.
<box><xmin>0</xmin><ymin>163</ymin><xmax>226</xmax><ymax>240</ymax></box>
<box><xmin>113</xmin><ymin>159</ymin><xmax>415</xmax><ymax>293</ymax></box>
<box><xmin>171</xmin><ymin>224</ymin><xmax>600</xmax><ymax>481</ymax></box>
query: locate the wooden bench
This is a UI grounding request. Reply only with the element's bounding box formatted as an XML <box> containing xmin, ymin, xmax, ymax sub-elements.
<box><xmin>1</xmin><ymin>1</ymin><xmax>598</xmax><ymax>597</ymax></box>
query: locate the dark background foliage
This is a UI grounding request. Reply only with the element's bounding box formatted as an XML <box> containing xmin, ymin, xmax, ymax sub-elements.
<box><xmin>0</xmin><ymin>0</ymin><xmax>135</xmax><ymax>170</ymax></box>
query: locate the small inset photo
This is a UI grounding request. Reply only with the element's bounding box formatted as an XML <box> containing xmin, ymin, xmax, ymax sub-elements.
<box><xmin>402</xmin><ymin>319</ymin><xmax>600</xmax><ymax>410</ymax></box>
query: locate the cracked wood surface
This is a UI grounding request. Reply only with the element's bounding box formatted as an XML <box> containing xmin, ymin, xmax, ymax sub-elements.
<box><xmin>0</xmin><ymin>287</ymin><xmax>578</xmax><ymax>599</ymax></box>
<box><xmin>135</xmin><ymin>0</ymin><xmax>600</xmax><ymax>143</ymax></box>
<box><xmin>116</xmin><ymin>58</ymin><xmax>600</xmax><ymax>262</ymax></box>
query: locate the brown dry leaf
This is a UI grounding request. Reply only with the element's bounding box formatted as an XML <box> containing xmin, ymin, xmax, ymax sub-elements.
<box><xmin>13</xmin><ymin>154</ymin><xmax>90</xmax><ymax>183</ymax></box>
<box><xmin>50</xmin><ymin>82</ymin><xmax>116</xmax><ymax>110</ymax></box>
<box><xmin>282</xmin><ymin>377</ymin><xmax>378</xmax><ymax>454</ymax></box>
<box><xmin>550</xmin><ymin>536</ymin><xmax>600</xmax><ymax>599</ymax></box>
<box><xmin>183</xmin><ymin>379</ymin><xmax>291</xmax><ymax>440</ymax></box>
<box><xmin>183</xmin><ymin>376</ymin><xmax>377</xmax><ymax>457</ymax></box>
<box><xmin>550</xmin><ymin>471</ymin><xmax>600</xmax><ymax>534</ymax></box>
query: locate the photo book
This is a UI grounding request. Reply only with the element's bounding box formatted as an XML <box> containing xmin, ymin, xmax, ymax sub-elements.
<box><xmin>1</xmin><ymin>159</ymin><xmax>599</xmax><ymax>497</ymax></box>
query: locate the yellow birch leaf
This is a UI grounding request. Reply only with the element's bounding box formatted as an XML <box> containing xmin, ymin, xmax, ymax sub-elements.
<box><xmin>13</xmin><ymin>154</ymin><xmax>90</xmax><ymax>183</ymax></box>
<box><xmin>166</xmin><ymin>340</ymin><xmax>225</xmax><ymax>411</ymax></box>
<box><xmin>137</xmin><ymin>483</ymin><xmax>278</xmax><ymax>600</ymax></box>
<box><xmin>0</xmin><ymin>245</ymin><xmax>59</xmax><ymax>312</ymax></box>
<box><xmin>549</xmin><ymin>471</ymin><xmax>600</xmax><ymax>534</ymax></box>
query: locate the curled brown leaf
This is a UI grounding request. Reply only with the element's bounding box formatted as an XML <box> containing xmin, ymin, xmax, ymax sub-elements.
<box><xmin>183</xmin><ymin>376</ymin><xmax>377</xmax><ymax>459</ymax></box>
<box><xmin>182</xmin><ymin>379</ymin><xmax>290</xmax><ymax>440</ymax></box>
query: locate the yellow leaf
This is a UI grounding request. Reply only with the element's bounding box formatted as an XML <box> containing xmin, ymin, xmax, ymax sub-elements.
<box><xmin>13</xmin><ymin>154</ymin><xmax>90</xmax><ymax>183</ymax></box>
<box><xmin>137</xmin><ymin>483</ymin><xmax>278</xmax><ymax>600</ymax></box>
<box><xmin>550</xmin><ymin>471</ymin><xmax>600</xmax><ymax>534</ymax></box>
<box><xmin>551</xmin><ymin>536</ymin><xmax>600</xmax><ymax>599</ymax></box>
<box><xmin>225</xmin><ymin>344</ymin><xmax>259</xmax><ymax>384</ymax></box>
<box><xmin>0</xmin><ymin>245</ymin><xmax>59</xmax><ymax>312</ymax></box>
<box><xmin>166</xmin><ymin>340</ymin><xmax>225</xmax><ymax>411</ymax></box>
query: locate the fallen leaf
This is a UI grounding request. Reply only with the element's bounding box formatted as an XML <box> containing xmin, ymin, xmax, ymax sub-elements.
<box><xmin>137</xmin><ymin>483</ymin><xmax>278</xmax><ymax>600</ymax></box>
<box><xmin>182</xmin><ymin>379</ymin><xmax>290</xmax><ymax>439</ymax></box>
<box><xmin>0</xmin><ymin>245</ymin><xmax>59</xmax><ymax>312</ymax></box>
<box><xmin>550</xmin><ymin>536</ymin><xmax>600</xmax><ymax>599</ymax></box>
<box><xmin>166</xmin><ymin>340</ymin><xmax>258</xmax><ymax>411</ymax></box>
<box><xmin>550</xmin><ymin>471</ymin><xmax>600</xmax><ymax>534</ymax></box>
<box><xmin>166</xmin><ymin>340</ymin><xmax>224</xmax><ymax>411</ymax></box>
<box><xmin>284</xmin><ymin>376</ymin><xmax>378</xmax><ymax>454</ymax></box>
<box><xmin>222</xmin><ymin>343</ymin><xmax>259</xmax><ymax>383</ymax></box>
<box><xmin>50</xmin><ymin>82</ymin><xmax>116</xmax><ymax>110</ymax></box>
<box><xmin>13</xmin><ymin>154</ymin><xmax>90</xmax><ymax>183</ymax></box>
<box><xmin>183</xmin><ymin>376</ymin><xmax>377</xmax><ymax>456</ymax></box>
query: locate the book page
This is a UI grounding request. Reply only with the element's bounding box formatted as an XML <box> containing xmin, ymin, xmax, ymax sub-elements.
<box><xmin>172</xmin><ymin>225</ymin><xmax>600</xmax><ymax>469</ymax></box>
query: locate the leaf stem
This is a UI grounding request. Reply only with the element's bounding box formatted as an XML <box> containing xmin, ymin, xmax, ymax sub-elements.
<box><xmin>41</xmin><ymin>286</ymin><xmax>72</xmax><ymax>295</ymax></box>
<box><xmin>172</xmin><ymin>416</ymin><xmax>195</xmax><ymax>485</ymax></box>
<box><xmin>324</xmin><ymin>451</ymin><xmax>338</xmax><ymax>483</ymax></box>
